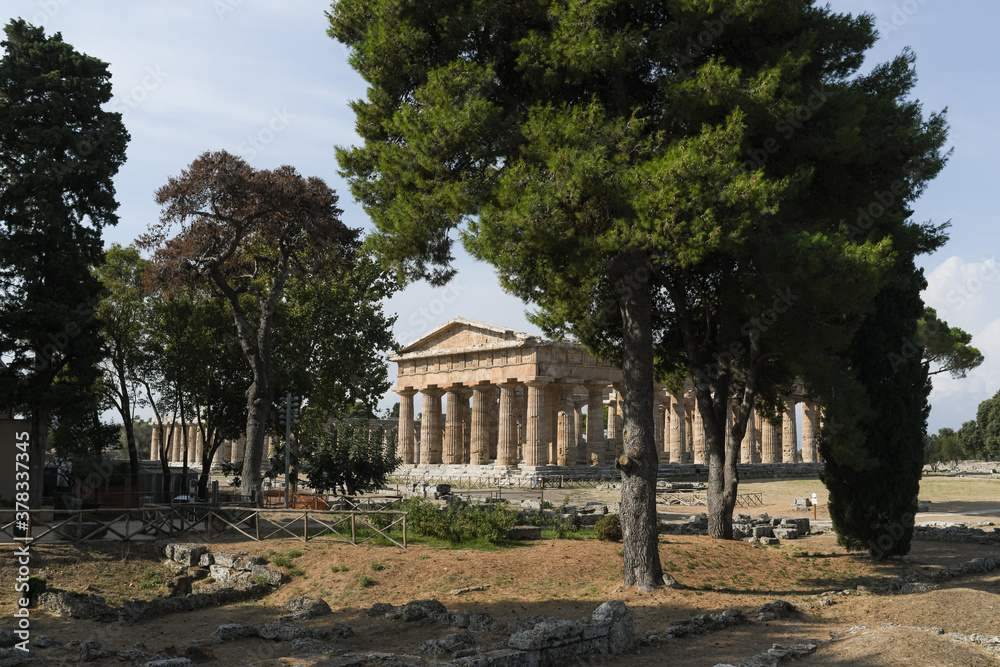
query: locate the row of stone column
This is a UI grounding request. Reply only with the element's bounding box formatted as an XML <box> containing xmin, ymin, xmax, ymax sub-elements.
<box><xmin>655</xmin><ymin>395</ymin><xmax>823</xmax><ymax>465</ymax></box>
<box><xmin>150</xmin><ymin>422</ymin><xmax>247</xmax><ymax>465</ymax></box>
<box><xmin>399</xmin><ymin>385</ymin><xmax>824</xmax><ymax>467</ymax></box>
<box><xmin>397</xmin><ymin>382</ymin><xmax>615</xmax><ymax>468</ymax></box>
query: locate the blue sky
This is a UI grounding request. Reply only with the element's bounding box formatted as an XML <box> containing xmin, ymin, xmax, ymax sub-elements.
<box><xmin>3</xmin><ymin>0</ymin><xmax>997</xmax><ymax>433</ymax></box>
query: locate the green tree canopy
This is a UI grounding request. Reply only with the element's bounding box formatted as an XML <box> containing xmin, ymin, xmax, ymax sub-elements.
<box><xmin>919</xmin><ymin>307</ymin><xmax>984</xmax><ymax>379</ymax></box>
<box><xmin>331</xmin><ymin>0</ymin><xmax>948</xmax><ymax>588</ymax></box>
<box><xmin>0</xmin><ymin>19</ymin><xmax>128</xmax><ymax>503</ymax></box>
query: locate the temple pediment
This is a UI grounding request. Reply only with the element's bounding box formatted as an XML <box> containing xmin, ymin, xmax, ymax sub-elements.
<box><xmin>397</xmin><ymin>317</ymin><xmax>536</xmax><ymax>356</ymax></box>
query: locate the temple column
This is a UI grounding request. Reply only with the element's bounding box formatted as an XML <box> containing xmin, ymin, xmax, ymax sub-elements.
<box><xmin>151</xmin><ymin>423</ymin><xmax>161</xmax><ymax>461</ymax></box>
<box><xmin>496</xmin><ymin>383</ymin><xmax>519</xmax><ymax>467</ymax></box>
<box><xmin>488</xmin><ymin>387</ymin><xmax>499</xmax><ymax>461</ymax></box>
<box><xmin>661</xmin><ymin>397</ymin><xmax>671</xmax><ymax>463</ymax></box>
<box><xmin>556</xmin><ymin>411</ymin><xmax>571</xmax><ymax>465</ymax></box>
<box><xmin>443</xmin><ymin>388</ymin><xmax>462</xmax><ymax>464</ymax></box>
<box><xmin>693</xmin><ymin>398</ymin><xmax>706</xmax><ymax>464</ymax></box>
<box><xmin>669</xmin><ymin>393</ymin><xmax>686</xmax><ymax>465</ymax></box>
<box><xmin>653</xmin><ymin>392</ymin><xmax>665</xmax><ymax>454</ymax></box>
<box><xmin>684</xmin><ymin>403</ymin><xmax>694</xmax><ymax>463</ymax></box>
<box><xmin>233</xmin><ymin>435</ymin><xmax>246</xmax><ymax>464</ymax></box>
<box><xmin>760</xmin><ymin>416</ymin><xmax>781</xmax><ymax>464</ymax></box>
<box><xmin>171</xmin><ymin>425</ymin><xmax>182</xmax><ymax>463</ymax></box>
<box><xmin>470</xmin><ymin>384</ymin><xmax>492</xmax><ymax>465</ymax></box>
<box><xmin>740</xmin><ymin>408</ymin><xmax>756</xmax><ymax>464</ymax></box>
<box><xmin>574</xmin><ymin>396</ymin><xmax>586</xmax><ymax>464</ymax></box>
<box><xmin>557</xmin><ymin>385</ymin><xmax>578</xmax><ymax>466</ymax></box>
<box><xmin>782</xmin><ymin>398</ymin><xmax>798</xmax><ymax>463</ymax></box>
<box><xmin>585</xmin><ymin>384</ymin><xmax>605</xmax><ymax>465</ymax></box>
<box><xmin>397</xmin><ymin>388</ymin><xmax>417</xmax><ymax>464</ymax></box>
<box><xmin>461</xmin><ymin>389</ymin><xmax>473</xmax><ymax>463</ymax></box>
<box><xmin>802</xmin><ymin>400</ymin><xmax>819</xmax><ymax>463</ymax></box>
<box><xmin>524</xmin><ymin>380</ymin><xmax>548</xmax><ymax>467</ymax></box>
<box><xmin>546</xmin><ymin>385</ymin><xmax>561</xmax><ymax>464</ymax></box>
<box><xmin>420</xmin><ymin>389</ymin><xmax>444</xmax><ymax>464</ymax></box>
<box><xmin>606</xmin><ymin>396</ymin><xmax>619</xmax><ymax>465</ymax></box>
<box><xmin>194</xmin><ymin>428</ymin><xmax>204</xmax><ymax>463</ymax></box>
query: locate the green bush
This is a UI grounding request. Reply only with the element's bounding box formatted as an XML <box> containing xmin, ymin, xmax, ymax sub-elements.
<box><xmin>401</xmin><ymin>497</ymin><xmax>517</xmax><ymax>545</ymax></box>
<box><xmin>594</xmin><ymin>514</ymin><xmax>622</xmax><ymax>542</ymax></box>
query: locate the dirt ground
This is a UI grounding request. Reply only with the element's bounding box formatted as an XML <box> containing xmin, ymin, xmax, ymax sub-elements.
<box><xmin>2</xmin><ymin>475</ymin><xmax>998</xmax><ymax>666</ymax></box>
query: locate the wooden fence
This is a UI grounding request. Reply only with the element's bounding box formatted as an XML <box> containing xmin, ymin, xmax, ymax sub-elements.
<box><xmin>0</xmin><ymin>506</ymin><xmax>407</xmax><ymax>549</ymax></box>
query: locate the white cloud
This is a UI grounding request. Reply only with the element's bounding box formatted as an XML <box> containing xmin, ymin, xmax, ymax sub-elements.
<box><xmin>924</xmin><ymin>255</ymin><xmax>1000</xmax><ymax>431</ymax></box>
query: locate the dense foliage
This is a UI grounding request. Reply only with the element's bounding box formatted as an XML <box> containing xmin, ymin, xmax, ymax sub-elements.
<box><xmin>0</xmin><ymin>19</ymin><xmax>128</xmax><ymax>502</ymax></box>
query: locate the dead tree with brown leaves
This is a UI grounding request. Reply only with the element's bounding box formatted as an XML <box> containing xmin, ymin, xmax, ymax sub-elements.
<box><xmin>140</xmin><ymin>150</ymin><xmax>358</xmax><ymax>501</ymax></box>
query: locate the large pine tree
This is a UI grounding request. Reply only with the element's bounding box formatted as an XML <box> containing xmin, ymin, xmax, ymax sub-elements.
<box><xmin>331</xmin><ymin>0</ymin><xmax>949</xmax><ymax>587</ymax></box>
<box><xmin>0</xmin><ymin>19</ymin><xmax>128</xmax><ymax>504</ymax></box>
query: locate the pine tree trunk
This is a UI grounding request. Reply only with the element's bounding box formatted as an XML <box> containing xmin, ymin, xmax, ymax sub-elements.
<box><xmin>704</xmin><ymin>392</ymin><xmax>740</xmax><ymax>539</ymax></box>
<box><xmin>615</xmin><ymin>255</ymin><xmax>674</xmax><ymax>590</ymax></box>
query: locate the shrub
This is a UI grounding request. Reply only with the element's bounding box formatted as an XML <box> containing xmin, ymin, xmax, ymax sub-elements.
<box><xmin>401</xmin><ymin>497</ymin><xmax>517</xmax><ymax>545</ymax></box>
<box><xmin>594</xmin><ymin>514</ymin><xmax>622</xmax><ymax>542</ymax></box>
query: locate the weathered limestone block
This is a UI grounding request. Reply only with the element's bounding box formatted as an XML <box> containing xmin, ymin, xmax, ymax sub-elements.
<box><xmin>38</xmin><ymin>591</ymin><xmax>110</xmax><ymax>620</ymax></box>
<box><xmin>420</xmin><ymin>632</ymin><xmax>476</xmax><ymax>656</ymax></box>
<box><xmin>752</xmin><ymin>525</ymin><xmax>774</xmax><ymax>538</ymax></box>
<box><xmin>591</xmin><ymin>600</ymin><xmax>635</xmax><ymax>654</ymax></box>
<box><xmin>211</xmin><ymin>623</ymin><xmax>259</xmax><ymax>642</ymax></box>
<box><xmin>773</xmin><ymin>528</ymin><xmax>799</xmax><ymax>540</ymax></box>
<box><xmin>280</xmin><ymin>597</ymin><xmax>331</xmax><ymax>622</ymax></box>
<box><xmin>250</xmin><ymin>564</ymin><xmax>283</xmax><ymax>586</ymax></box>
<box><xmin>258</xmin><ymin>621</ymin><xmax>327</xmax><ymax>641</ymax></box>
<box><xmin>509</xmin><ymin>620</ymin><xmax>586</xmax><ymax>651</ymax></box>
<box><xmin>168</xmin><ymin>544</ymin><xmax>207</xmax><ymax>567</ymax></box>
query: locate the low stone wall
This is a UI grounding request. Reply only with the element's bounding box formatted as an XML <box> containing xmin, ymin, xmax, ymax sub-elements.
<box><xmin>390</xmin><ymin>462</ymin><xmax>824</xmax><ymax>484</ymax></box>
<box><xmin>913</xmin><ymin>524</ymin><xmax>1000</xmax><ymax>545</ymax></box>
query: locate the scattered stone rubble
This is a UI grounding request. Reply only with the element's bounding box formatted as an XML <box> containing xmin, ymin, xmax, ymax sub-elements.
<box><xmin>712</xmin><ymin>641</ymin><xmax>822</xmax><ymax>667</ymax></box>
<box><xmin>36</xmin><ymin>543</ymin><xmax>283</xmax><ymax>625</ymax></box>
<box><xmin>913</xmin><ymin>522</ymin><xmax>1000</xmax><ymax>544</ymax></box>
<box><xmin>658</xmin><ymin>513</ymin><xmax>810</xmax><ymax>545</ymax></box>
<box><xmin>872</xmin><ymin>556</ymin><xmax>999</xmax><ymax>595</ymax></box>
<box><xmin>656</xmin><ymin>600</ymin><xmax>798</xmax><ymax>642</ymax></box>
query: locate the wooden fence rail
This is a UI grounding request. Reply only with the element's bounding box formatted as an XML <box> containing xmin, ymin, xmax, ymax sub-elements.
<box><xmin>0</xmin><ymin>507</ymin><xmax>407</xmax><ymax>549</ymax></box>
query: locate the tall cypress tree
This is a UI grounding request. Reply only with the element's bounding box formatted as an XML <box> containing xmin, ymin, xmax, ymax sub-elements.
<box><xmin>0</xmin><ymin>20</ymin><xmax>128</xmax><ymax>504</ymax></box>
<box><xmin>822</xmin><ymin>252</ymin><xmax>935</xmax><ymax>558</ymax></box>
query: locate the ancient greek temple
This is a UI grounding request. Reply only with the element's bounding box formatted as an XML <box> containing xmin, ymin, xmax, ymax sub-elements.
<box><xmin>392</xmin><ymin>318</ymin><xmax>823</xmax><ymax>470</ymax></box>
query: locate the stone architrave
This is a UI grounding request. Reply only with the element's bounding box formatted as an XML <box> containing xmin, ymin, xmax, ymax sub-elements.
<box><xmin>470</xmin><ymin>384</ymin><xmax>492</xmax><ymax>465</ymax></box>
<box><xmin>585</xmin><ymin>384</ymin><xmax>606</xmax><ymax>465</ymax></box>
<box><xmin>496</xmin><ymin>383</ymin><xmax>519</xmax><ymax>467</ymax></box>
<box><xmin>443</xmin><ymin>388</ymin><xmax>463</xmax><ymax>464</ymax></box>
<box><xmin>782</xmin><ymin>398</ymin><xmax>798</xmax><ymax>463</ymax></box>
<box><xmin>420</xmin><ymin>389</ymin><xmax>444</xmax><ymax>465</ymax></box>
<box><xmin>397</xmin><ymin>389</ymin><xmax>417</xmax><ymax>464</ymax></box>
<box><xmin>524</xmin><ymin>381</ymin><xmax>548</xmax><ymax>467</ymax></box>
<box><xmin>740</xmin><ymin>408</ymin><xmax>756</xmax><ymax>464</ymax></box>
<box><xmin>760</xmin><ymin>416</ymin><xmax>781</xmax><ymax>464</ymax></box>
<box><xmin>669</xmin><ymin>393</ymin><xmax>685</xmax><ymax>465</ymax></box>
<box><xmin>693</xmin><ymin>399</ymin><xmax>706</xmax><ymax>465</ymax></box>
<box><xmin>801</xmin><ymin>401</ymin><xmax>819</xmax><ymax>463</ymax></box>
